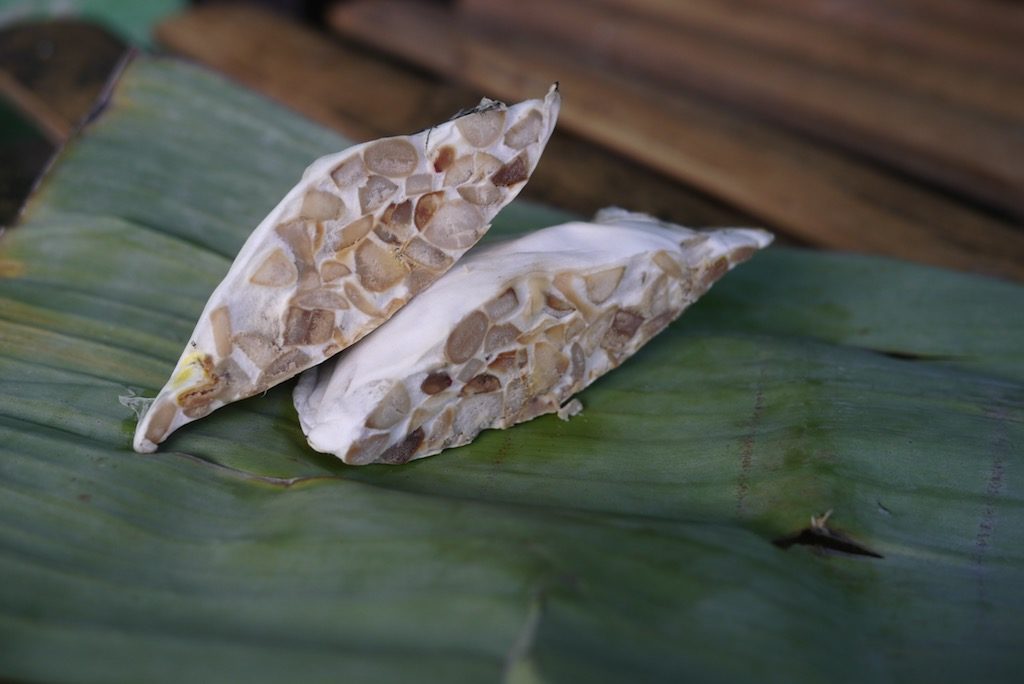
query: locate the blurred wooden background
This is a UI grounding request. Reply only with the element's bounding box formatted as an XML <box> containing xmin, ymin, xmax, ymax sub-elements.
<box><xmin>2</xmin><ymin>0</ymin><xmax>1023</xmax><ymax>280</ymax></box>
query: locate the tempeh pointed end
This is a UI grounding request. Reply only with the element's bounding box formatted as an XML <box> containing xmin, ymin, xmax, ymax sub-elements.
<box><xmin>292</xmin><ymin>210</ymin><xmax>773</xmax><ymax>465</ymax></box>
<box><xmin>133</xmin><ymin>87</ymin><xmax>561</xmax><ymax>453</ymax></box>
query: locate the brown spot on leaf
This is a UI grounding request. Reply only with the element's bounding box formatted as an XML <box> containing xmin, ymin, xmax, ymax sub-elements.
<box><xmin>773</xmin><ymin>510</ymin><xmax>883</xmax><ymax>558</ymax></box>
<box><xmin>0</xmin><ymin>259</ymin><xmax>25</xmax><ymax>278</ymax></box>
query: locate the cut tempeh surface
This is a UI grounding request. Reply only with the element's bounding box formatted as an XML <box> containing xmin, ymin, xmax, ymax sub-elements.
<box><xmin>133</xmin><ymin>86</ymin><xmax>560</xmax><ymax>452</ymax></box>
<box><xmin>293</xmin><ymin>208</ymin><xmax>773</xmax><ymax>465</ymax></box>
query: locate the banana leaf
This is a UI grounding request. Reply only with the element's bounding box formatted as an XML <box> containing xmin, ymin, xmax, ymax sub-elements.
<box><xmin>1</xmin><ymin>57</ymin><xmax>1021</xmax><ymax>683</ymax></box>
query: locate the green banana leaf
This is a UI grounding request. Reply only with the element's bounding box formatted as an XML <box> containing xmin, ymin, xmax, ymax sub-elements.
<box><xmin>1</xmin><ymin>57</ymin><xmax>1022</xmax><ymax>683</ymax></box>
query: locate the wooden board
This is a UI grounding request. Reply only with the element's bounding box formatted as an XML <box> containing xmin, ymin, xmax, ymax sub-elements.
<box><xmin>328</xmin><ymin>0</ymin><xmax>1024</xmax><ymax>281</ymax></box>
<box><xmin>154</xmin><ymin>4</ymin><xmax>752</xmax><ymax>229</ymax></box>
<box><xmin>460</xmin><ymin>0</ymin><xmax>1024</xmax><ymax>219</ymax></box>
<box><xmin>0</xmin><ymin>20</ymin><xmax>129</xmax><ymax>224</ymax></box>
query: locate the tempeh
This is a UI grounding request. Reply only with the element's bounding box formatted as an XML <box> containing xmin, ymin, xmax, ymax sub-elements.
<box><xmin>293</xmin><ymin>209</ymin><xmax>773</xmax><ymax>465</ymax></box>
<box><xmin>133</xmin><ymin>86</ymin><xmax>561</xmax><ymax>452</ymax></box>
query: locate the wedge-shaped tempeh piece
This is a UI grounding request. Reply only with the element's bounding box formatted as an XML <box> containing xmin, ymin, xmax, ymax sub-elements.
<box><xmin>133</xmin><ymin>86</ymin><xmax>561</xmax><ymax>453</ymax></box>
<box><xmin>293</xmin><ymin>209</ymin><xmax>773</xmax><ymax>465</ymax></box>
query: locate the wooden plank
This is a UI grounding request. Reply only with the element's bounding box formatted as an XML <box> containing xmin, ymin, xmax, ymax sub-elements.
<box><xmin>0</xmin><ymin>71</ymin><xmax>69</xmax><ymax>144</ymax></box>
<box><xmin>153</xmin><ymin>4</ymin><xmax>750</xmax><ymax>228</ymax></box>
<box><xmin>458</xmin><ymin>0</ymin><xmax>1024</xmax><ymax>221</ymax></box>
<box><xmin>737</xmin><ymin>0</ymin><xmax>1024</xmax><ymax>78</ymax></box>
<box><xmin>574</xmin><ymin>0</ymin><xmax>1024</xmax><ymax>122</ymax></box>
<box><xmin>0</xmin><ymin>19</ymin><xmax>129</xmax><ymax>225</ymax></box>
<box><xmin>0</xmin><ymin>19</ymin><xmax>128</xmax><ymax>140</ymax></box>
<box><xmin>875</xmin><ymin>0</ymin><xmax>1024</xmax><ymax>48</ymax></box>
<box><xmin>329</xmin><ymin>0</ymin><xmax>1024</xmax><ymax>281</ymax></box>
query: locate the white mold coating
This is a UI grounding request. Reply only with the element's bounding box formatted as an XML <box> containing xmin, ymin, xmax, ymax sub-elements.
<box><xmin>293</xmin><ymin>209</ymin><xmax>773</xmax><ymax>465</ymax></box>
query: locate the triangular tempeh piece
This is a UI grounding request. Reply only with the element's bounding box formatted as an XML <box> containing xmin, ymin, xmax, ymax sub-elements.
<box><xmin>134</xmin><ymin>86</ymin><xmax>561</xmax><ymax>452</ymax></box>
<box><xmin>293</xmin><ymin>209</ymin><xmax>773</xmax><ymax>465</ymax></box>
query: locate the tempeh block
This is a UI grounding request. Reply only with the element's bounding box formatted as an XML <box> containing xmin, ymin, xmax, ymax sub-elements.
<box><xmin>133</xmin><ymin>86</ymin><xmax>560</xmax><ymax>452</ymax></box>
<box><xmin>293</xmin><ymin>208</ymin><xmax>773</xmax><ymax>465</ymax></box>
